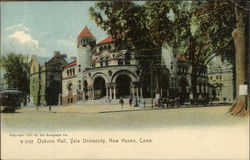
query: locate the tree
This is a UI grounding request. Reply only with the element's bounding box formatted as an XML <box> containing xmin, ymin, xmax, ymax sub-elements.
<box><xmin>195</xmin><ymin>1</ymin><xmax>249</xmax><ymax>115</ymax></box>
<box><xmin>146</xmin><ymin>2</ymin><xmax>215</xmax><ymax>101</ymax></box>
<box><xmin>1</xmin><ymin>53</ymin><xmax>30</xmax><ymax>104</ymax></box>
<box><xmin>229</xmin><ymin>1</ymin><xmax>249</xmax><ymax>115</ymax></box>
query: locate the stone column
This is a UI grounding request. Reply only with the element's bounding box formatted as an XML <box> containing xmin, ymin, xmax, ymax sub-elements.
<box><xmin>106</xmin><ymin>86</ymin><xmax>109</xmax><ymax>98</ymax></box>
<box><xmin>132</xmin><ymin>87</ymin><xmax>135</xmax><ymax>97</ymax></box>
<box><xmin>83</xmin><ymin>90</ymin><xmax>85</xmax><ymax>100</ymax></box>
<box><xmin>114</xmin><ymin>86</ymin><xmax>117</xmax><ymax>99</ymax></box>
<box><xmin>89</xmin><ymin>87</ymin><xmax>92</xmax><ymax>100</ymax></box>
<box><xmin>140</xmin><ymin>88</ymin><xmax>143</xmax><ymax>98</ymax></box>
<box><xmin>110</xmin><ymin>87</ymin><xmax>113</xmax><ymax>99</ymax></box>
<box><xmin>92</xmin><ymin>88</ymin><xmax>95</xmax><ymax>99</ymax></box>
<box><xmin>58</xmin><ymin>94</ymin><xmax>61</xmax><ymax>105</ymax></box>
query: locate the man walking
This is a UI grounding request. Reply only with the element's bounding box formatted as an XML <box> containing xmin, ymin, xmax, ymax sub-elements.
<box><xmin>129</xmin><ymin>97</ymin><xmax>133</xmax><ymax>107</ymax></box>
<box><xmin>119</xmin><ymin>97</ymin><xmax>124</xmax><ymax>108</ymax></box>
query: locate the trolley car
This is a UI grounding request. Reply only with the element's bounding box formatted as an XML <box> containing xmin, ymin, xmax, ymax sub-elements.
<box><xmin>0</xmin><ymin>90</ymin><xmax>22</xmax><ymax>112</ymax></box>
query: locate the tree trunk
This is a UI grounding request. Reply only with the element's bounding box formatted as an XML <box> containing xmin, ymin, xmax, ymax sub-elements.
<box><xmin>191</xmin><ymin>65</ymin><xmax>198</xmax><ymax>104</ymax></box>
<box><xmin>229</xmin><ymin>4</ymin><xmax>249</xmax><ymax>116</ymax></box>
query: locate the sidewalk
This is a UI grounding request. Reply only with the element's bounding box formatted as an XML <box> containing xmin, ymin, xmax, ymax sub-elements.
<box><xmin>18</xmin><ymin>103</ymin><xmax>153</xmax><ymax>114</ymax></box>
<box><xmin>18</xmin><ymin>103</ymin><xmax>231</xmax><ymax>114</ymax></box>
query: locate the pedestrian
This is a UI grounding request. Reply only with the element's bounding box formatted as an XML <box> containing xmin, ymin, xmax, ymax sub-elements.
<box><xmin>129</xmin><ymin>97</ymin><xmax>133</xmax><ymax>107</ymax></box>
<box><xmin>119</xmin><ymin>97</ymin><xmax>124</xmax><ymax>108</ymax></box>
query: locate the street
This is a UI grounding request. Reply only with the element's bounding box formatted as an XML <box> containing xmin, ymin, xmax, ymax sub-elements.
<box><xmin>1</xmin><ymin>104</ymin><xmax>248</xmax><ymax>132</ymax></box>
<box><xmin>1</xmin><ymin>104</ymin><xmax>249</xmax><ymax>160</ymax></box>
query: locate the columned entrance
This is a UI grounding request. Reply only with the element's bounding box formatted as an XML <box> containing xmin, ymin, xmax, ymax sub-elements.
<box><xmin>93</xmin><ymin>77</ymin><xmax>106</xmax><ymax>99</ymax></box>
<box><xmin>116</xmin><ymin>74</ymin><xmax>131</xmax><ymax>98</ymax></box>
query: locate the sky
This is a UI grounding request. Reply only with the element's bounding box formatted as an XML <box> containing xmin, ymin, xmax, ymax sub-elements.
<box><xmin>1</xmin><ymin>1</ymin><xmax>108</xmax><ymax>58</ymax></box>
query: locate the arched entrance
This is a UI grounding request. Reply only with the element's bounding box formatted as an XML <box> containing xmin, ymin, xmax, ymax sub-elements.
<box><xmin>116</xmin><ymin>74</ymin><xmax>131</xmax><ymax>98</ymax></box>
<box><xmin>83</xmin><ymin>80</ymin><xmax>88</xmax><ymax>100</ymax></box>
<box><xmin>179</xmin><ymin>77</ymin><xmax>189</xmax><ymax>104</ymax></box>
<box><xmin>93</xmin><ymin>77</ymin><xmax>106</xmax><ymax>99</ymax></box>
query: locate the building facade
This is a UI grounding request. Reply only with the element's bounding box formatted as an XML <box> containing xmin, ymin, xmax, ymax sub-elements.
<box><xmin>29</xmin><ymin>52</ymin><xmax>67</xmax><ymax>106</ymax></box>
<box><xmin>62</xmin><ymin>26</ymin><xmax>210</xmax><ymax>105</ymax></box>
<box><xmin>162</xmin><ymin>46</ymin><xmax>209</xmax><ymax>103</ymax></box>
<box><xmin>207</xmin><ymin>56</ymin><xmax>234</xmax><ymax>103</ymax></box>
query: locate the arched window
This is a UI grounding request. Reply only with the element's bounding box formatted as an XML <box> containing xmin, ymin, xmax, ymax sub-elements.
<box><xmin>104</xmin><ymin>46</ymin><xmax>107</xmax><ymax>50</ymax></box>
<box><xmin>68</xmin><ymin>83</ymin><xmax>73</xmax><ymax>92</ymax></box>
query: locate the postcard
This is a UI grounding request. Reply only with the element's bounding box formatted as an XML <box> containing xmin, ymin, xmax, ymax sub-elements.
<box><xmin>1</xmin><ymin>1</ymin><xmax>249</xmax><ymax>159</ymax></box>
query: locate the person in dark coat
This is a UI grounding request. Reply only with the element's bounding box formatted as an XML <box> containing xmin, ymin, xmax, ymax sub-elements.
<box><xmin>119</xmin><ymin>97</ymin><xmax>124</xmax><ymax>108</ymax></box>
<box><xmin>129</xmin><ymin>97</ymin><xmax>133</xmax><ymax>107</ymax></box>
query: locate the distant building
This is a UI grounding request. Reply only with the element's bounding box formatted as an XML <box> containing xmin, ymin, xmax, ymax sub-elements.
<box><xmin>207</xmin><ymin>56</ymin><xmax>234</xmax><ymax>103</ymax></box>
<box><xmin>162</xmin><ymin>46</ymin><xmax>209</xmax><ymax>103</ymax></box>
<box><xmin>29</xmin><ymin>52</ymin><xmax>68</xmax><ymax>106</ymax></box>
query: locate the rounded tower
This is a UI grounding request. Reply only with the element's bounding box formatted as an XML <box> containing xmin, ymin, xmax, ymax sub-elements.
<box><xmin>77</xmin><ymin>26</ymin><xmax>96</xmax><ymax>71</ymax></box>
<box><xmin>77</xmin><ymin>26</ymin><xmax>96</xmax><ymax>96</ymax></box>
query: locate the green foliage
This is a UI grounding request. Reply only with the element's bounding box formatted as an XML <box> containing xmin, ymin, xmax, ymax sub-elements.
<box><xmin>1</xmin><ymin>53</ymin><xmax>30</xmax><ymax>95</ymax></box>
<box><xmin>89</xmin><ymin>1</ymin><xmax>238</xmax><ymax>96</ymax></box>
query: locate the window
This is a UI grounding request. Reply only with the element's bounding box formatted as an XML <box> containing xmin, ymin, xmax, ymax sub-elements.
<box><xmin>220</xmin><ymin>76</ymin><xmax>222</xmax><ymax>79</ymax></box>
<box><xmin>216</xmin><ymin>76</ymin><xmax>218</xmax><ymax>79</ymax></box>
<box><xmin>79</xmin><ymin>85</ymin><xmax>81</xmax><ymax>90</ymax></box>
<box><xmin>68</xmin><ymin>83</ymin><xmax>73</xmax><ymax>91</ymax></box>
<box><xmin>101</xmin><ymin>61</ymin><xmax>106</xmax><ymax>66</ymax></box>
<box><xmin>118</xmin><ymin>59</ymin><xmax>124</xmax><ymax>65</ymax></box>
<box><xmin>210</xmin><ymin>76</ymin><xmax>212</xmax><ymax>80</ymax></box>
<box><xmin>73</xmin><ymin>68</ymin><xmax>75</xmax><ymax>75</ymax></box>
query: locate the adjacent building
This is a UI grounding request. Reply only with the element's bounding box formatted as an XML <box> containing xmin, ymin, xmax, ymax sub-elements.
<box><xmin>162</xmin><ymin>46</ymin><xmax>209</xmax><ymax>103</ymax></box>
<box><xmin>207</xmin><ymin>56</ymin><xmax>234</xmax><ymax>103</ymax></box>
<box><xmin>29</xmin><ymin>52</ymin><xmax>68</xmax><ymax>106</ymax></box>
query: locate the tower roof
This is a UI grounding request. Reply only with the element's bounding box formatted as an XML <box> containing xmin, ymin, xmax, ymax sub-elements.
<box><xmin>97</xmin><ymin>35</ymin><xmax>113</xmax><ymax>45</ymax></box>
<box><xmin>77</xmin><ymin>26</ymin><xmax>96</xmax><ymax>39</ymax></box>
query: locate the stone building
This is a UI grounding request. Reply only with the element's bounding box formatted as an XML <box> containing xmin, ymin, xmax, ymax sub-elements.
<box><xmin>162</xmin><ymin>46</ymin><xmax>209</xmax><ymax>103</ymax></box>
<box><xmin>61</xmin><ymin>26</ymin><xmax>209</xmax><ymax>105</ymax></box>
<box><xmin>207</xmin><ymin>56</ymin><xmax>234</xmax><ymax>103</ymax></box>
<box><xmin>29</xmin><ymin>52</ymin><xmax>67</xmax><ymax>106</ymax></box>
<box><xmin>62</xmin><ymin>27</ymin><xmax>140</xmax><ymax>104</ymax></box>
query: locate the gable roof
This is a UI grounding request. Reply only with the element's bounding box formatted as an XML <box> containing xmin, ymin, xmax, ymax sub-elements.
<box><xmin>77</xmin><ymin>26</ymin><xmax>96</xmax><ymax>39</ymax></box>
<box><xmin>97</xmin><ymin>35</ymin><xmax>113</xmax><ymax>45</ymax></box>
<box><xmin>63</xmin><ymin>60</ymin><xmax>77</xmax><ymax>69</ymax></box>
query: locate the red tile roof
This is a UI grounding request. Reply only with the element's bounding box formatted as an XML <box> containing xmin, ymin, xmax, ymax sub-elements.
<box><xmin>78</xmin><ymin>26</ymin><xmax>96</xmax><ymax>39</ymax></box>
<box><xmin>63</xmin><ymin>60</ymin><xmax>77</xmax><ymax>69</ymax></box>
<box><xmin>97</xmin><ymin>35</ymin><xmax>113</xmax><ymax>45</ymax></box>
<box><xmin>176</xmin><ymin>54</ymin><xmax>187</xmax><ymax>62</ymax></box>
